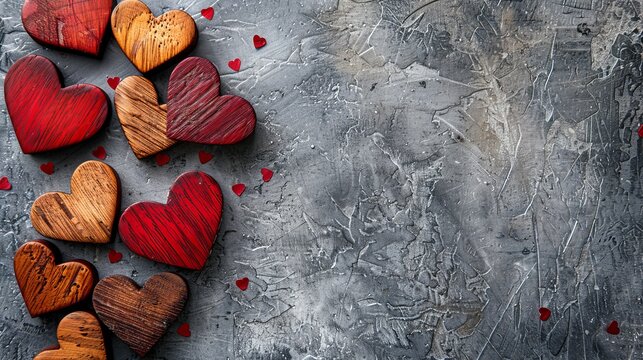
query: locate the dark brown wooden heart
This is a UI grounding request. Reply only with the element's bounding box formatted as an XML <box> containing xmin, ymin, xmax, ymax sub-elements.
<box><xmin>14</xmin><ymin>240</ymin><xmax>96</xmax><ymax>317</ymax></box>
<box><xmin>34</xmin><ymin>311</ymin><xmax>107</xmax><ymax>360</ymax></box>
<box><xmin>92</xmin><ymin>273</ymin><xmax>188</xmax><ymax>356</ymax></box>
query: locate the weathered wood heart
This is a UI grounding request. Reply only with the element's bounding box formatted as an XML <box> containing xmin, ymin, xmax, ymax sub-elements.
<box><xmin>31</xmin><ymin>160</ymin><xmax>120</xmax><ymax>243</ymax></box>
<box><xmin>34</xmin><ymin>311</ymin><xmax>107</xmax><ymax>360</ymax></box>
<box><xmin>22</xmin><ymin>0</ymin><xmax>112</xmax><ymax>56</ymax></box>
<box><xmin>14</xmin><ymin>241</ymin><xmax>96</xmax><ymax>317</ymax></box>
<box><xmin>4</xmin><ymin>55</ymin><xmax>109</xmax><ymax>153</ymax></box>
<box><xmin>111</xmin><ymin>0</ymin><xmax>197</xmax><ymax>73</ymax></box>
<box><xmin>92</xmin><ymin>273</ymin><xmax>188</xmax><ymax>357</ymax></box>
<box><xmin>114</xmin><ymin>76</ymin><xmax>176</xmax><ymax>158</ymax></box>
<box><xmin>167</xmin><ymin>57</ymin><xmax>256</xmax><ymax>144</ymax></box>
<box><xmin>119</xmin><ymin>171</ymin><xmax>222</xmax><ymax>270</ymax></box>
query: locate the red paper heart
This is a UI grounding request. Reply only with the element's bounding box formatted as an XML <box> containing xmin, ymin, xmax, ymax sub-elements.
<box><xmin>253</xmin><ymin>34</ymin><xmax>267</xmax><ymax>49</ymax></box>
<box><xmin>200</xmin><ymin>7</ymin><xmax>214</xmax><ymax>20</ymax></box>
<box><xmin>0</xmin><ymin>177</ymin><xmax>11</xmax><ymax>191</ymax></box>
<box><xmin>232</xmin><ymin>183</ymin><xmax>245</xmax><ymax>196</ymax></box>
<box><xmin>539</xmin><ymin>307</ymin><xmax>551</xmax><ymax>321</ymax></box>
<box><xmin>261</xmin><ymin>168</ymin><xmax>273</xmax><ymax>182</ymax></box>
<box><xmin>119</xmin><ymin>171</ymin><xmax>223</xmax><ymax>270</ymax></box>
<box><xmin>236</xmin><ymin>277</ymin><xmax>249</xmax><ymax>291</ymax></box>
<box><xmin>155</xmin><ymin>153</ymin><xmax>170</xmax><ymax>166</ymax></box>
<box><xmin>22</xmin><ymin>0</ymin><xmax>112</xmax><ymax>56</ymax></box>
<box><xmin>177</xmin><ymin>322</ymin><xmax>191</xmax><ymax>337</ymax></box>
<box><xmin>92</xmin><ymin>146</ymin><xmax>106</xmax><ymax>159</ymax></box>
<box><xmin>167</xmin><ymin>57</ymin><xmax>256</xmax><ymax>145</ymax></box>
<box><xmin>4</xmin><ymin>55</ymin><xmax>108</xmax><ymax>153</ymax></box>
<box><xmin>108</xmin><ymin>249</ymin><xmax>123</xmax><ymax>264</ymax></box>
<box><xmin>199</xmin><ymin>151</ymin><xmax>214</xmax><ymax>164</ymax></box>
<box><xmin>40</xmin><ymin>162</ymin><xmax>55</xmax><ymax>175</ymax></box>
<box><xmin>107</xmin><ymin>77</ymin><xmax>120</xmax><ymax>90</ymax></box>
<box><xmin>228</xmin><ymin>58</ymin><xmax>241</xmax><ymax>72</ymax></box>
<box><xmin>606</xmin><ymin>320</ymin><xmax>620</xmax><ymax>335</ymax></box>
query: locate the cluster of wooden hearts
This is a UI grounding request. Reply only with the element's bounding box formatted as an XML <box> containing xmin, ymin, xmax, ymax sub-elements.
<box><xmin>5</xmin><ymin>0</ymin><xmax>262</xmax><ymax>358</ymax></box>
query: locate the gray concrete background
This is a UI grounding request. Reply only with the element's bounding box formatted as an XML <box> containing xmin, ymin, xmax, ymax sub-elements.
<box><xmin>1</xmin><ymin>0</ymin><xmax>642</xmax><ymax>359</ymax></box>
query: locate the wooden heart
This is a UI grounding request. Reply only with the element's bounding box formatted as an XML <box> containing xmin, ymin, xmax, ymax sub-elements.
<box><xmin>167</xmin><ymin>57</ymin><xmax>256</xmax><ymax>144</ymax></box>
<box><xmin>34</xmin><ymin>311</ymin><xmax>107</xmax><ymax>360</ymax></box>
<box><xmin>14</xmin><ymin>241</ymin><xmax>96</xmax><ymax>317</ymax></box>
<box><xmin>22</xmin><ymin>0</ymin><xmax>112</xmax><ymax>56</ymax></box>
<box><xmin>119</xmin><ymin>171</ymin><xmax>222</xmax><ymax>270</ymax></box>
<box><xmin>111</xmin><ymin>0</ymin><xmax>197</xmax><ymax>73</ymax></box>
<box><xmin>92</xmin><ymin>273</ymin><xmax>188</xmax><ymax>356</ymax></box>
<box><xmin>4</xmin><ymin>55</ymin><xmax>109</xmax><ymax>153</ymax></box>
<box><xmin>31</xmin><ymin>160</ymin><xmax>120</xmax><ymax>243</ymax></box>
<box><xmin>114</xmin><ymin>76</ymin><xmax>176</xmax><ymax>158</ymax></box>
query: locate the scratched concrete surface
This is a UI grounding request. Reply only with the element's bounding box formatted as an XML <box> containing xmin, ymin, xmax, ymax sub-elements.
<box><xmin>1</xmin><ymin>0</ymin><xmax>642</xmax><ymax>359</ymax></box>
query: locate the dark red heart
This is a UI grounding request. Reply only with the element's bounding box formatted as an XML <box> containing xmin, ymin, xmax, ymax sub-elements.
<box><xmin>22</xmin><ymin>0</ymin><xmax>112</xmax><ymax>56</ymax></box>
<box><xmin>253</xmin><ymin>34</ymin><xmax>267</xmax><ymax>49</ymax></box>
<box><xmin>200</xmin><ymin>7</ymin><xmax>214</xmax><ymax>20</ymax></box>
<box><xmin>606</xmin><ymin>320</ymin><xmax>620</xmax><ymax>335</ymax></box>
<box><xmin>107</xmin><ymin>76</ymin><xmax>120</xmax><ymax>90</ymax></box>
<box><xmin>198</xmin><ymin>150</ymin><xmax>214</xmax><ymax>164</ymax></box>
<box><xmin>261</xmin><ymin>168</ymin><xmax>273</xmax><ymax>182</ymax></box>
<box><xmin>0</xmin><ymin>177</ymin><xmax>11</xmax><ymax>191</ymax></box>
<box><xmin>539</xmin><ymin>307</ymin><xmax>551</xmax><ymax>321</ymax></box>
<box><xmin>92</xmin><ymin>146</ymin><xmax>106</xmax><ymax>159</ymax></box>
<box><xmin>177</xmin><ymin>322</ymin><xmax>191</xmax><ymax>337</ymax></box>
<box><xmin>638</xmin><ymin>124</ymin><xmax>643</xmax><ymax>138</ymax></box>
<box><xmin>119</xmin><ymin>171</ymin><xmax>223</xmax><ymax>270</ymax></box>
<box><xmin>236</xmin><ymin>277</ymin><xmax>249</xmax><ymax>291</ymax></box>
<box><xmin>167</xmin><ymin>57</ymin><xmax>256</xmax><ymax>145</ymax></box>
<box><xmin>40</xmin><ymin>162</ymin><xmax>55</xmax><ymax>175</ymax></box>
<box><xmin>155</xmin><ymin>153</ymin><xmax>170</xmax><ymax>166</ymax></box>
<box><xmin>4</xmin><ymin>55</ymin><xmax>108</xmax><ymax>154</ymax></box>
<box><xmin>108</xmin><ymin>249</ymin><xmax>122</xmax><ymax>264</ymax></box>
<box><xmin>232</xmin><ymin>183</ymin><xmax>245</xmax><ymax>196</ymax></box>
<box><xmin>228</xmin><ymin>58</ymin><xmax>241</xmax><ymax>72</ymax></box>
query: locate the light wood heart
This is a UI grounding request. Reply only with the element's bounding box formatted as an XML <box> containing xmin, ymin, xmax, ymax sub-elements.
<box><xmin>114</xmin><ymin>76</ymin><xmax>176</xmax><ymax>158</ymax></box>
<box><xmin>111</xmin><ymin>0</ymin><xmax>197</xmax><ymax>73</ymax></box>
<box><xmin>34</xmin><ymin>311</ymin><xmax>107</xmax><ymax>360</ymax></box>
<box><xmin>30</xmin><ymin>160</ymin><xmax>120</xmax><ymax>243</ymax></box>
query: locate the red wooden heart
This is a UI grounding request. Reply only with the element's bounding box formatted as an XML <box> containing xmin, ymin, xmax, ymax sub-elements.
<box><xmin>22</xmin><ymin>0</ymin><xmax>112</xmax><ymax>56</ymax></box>
<box><xmin>253</xmin><ymin>34</ymin><xmax>267</xmax><ymax>49</ymax></box>
<box><xmin>201</xmin><ymin>7</ymin><xmax>214</xmax><ymax>20</ymax></box>
<box><xmin>4</xmin><ymin>55</ymin><xmax>108</xmax><ymax>154</ymax></box>
<box><xmin>167</xmin><ymin>57</ymin><xmax>256</xmax><ymax>145</ymax></box>
<box><xmin>228</xmin><ymin>58</ymin><xmax>241</xmax><ymax>72</ymax></box>
<box><xmin>0</xmin><ymin>177</ymin><xmax>12</xmax><ymax>191</ymax></box>
<box><xmin>119</xmin><ymin>171</ymin><xmax>223</xmax><ymax>270</ymax></box>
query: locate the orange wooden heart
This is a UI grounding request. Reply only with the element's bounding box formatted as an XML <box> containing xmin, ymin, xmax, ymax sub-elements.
<box><xmin>14</xmin><ymin>241</ymin><xmax>96</xmax><ymax>317</ymax></box>
<box><xmin>111</xmin><ymin>0</ymin><xmax>197</xmax><ymax>73</ymax></box>
<box><xmin>34</xmin><ymin>311</ymin><xmax>107</xmax><ymax>360</ymax></box>
<box><xmin>114</xmin><ymin>76</ymin><xmax>176</xmax><ymax>158</ymax></box>
<box><xmin>30</xmin><ymin>160</ymin><xmax>120</xmax><ymax>243</ymax></box>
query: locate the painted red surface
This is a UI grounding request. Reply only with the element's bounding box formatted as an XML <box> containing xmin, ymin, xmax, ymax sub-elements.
<box><xmin>0</xmin><ymin>177</ymin><xmax>12</xmax><ymax>191</ymax></box>
<box><xmin>539</xmin><ymin>307</ymin><xmax>551</xmax><ymax>321</ymax></box>
<box><xmin>606</xmin><ymin>320</ymin><xmax>620</xmax><ymax>335</ymax></box>
<box><xmin>253</xmin><ymin>35</ymin><xmax>267</xmax><ymax>49</ymax></box>
<box><xmin>92</xmin><ymin>146</ymin><xmax>106</xmax><ymax>159</ymax></box>
<box><xmin>200</xmin><ymin>7</ymin><xmax>214</xmax><ymax>20</ymax></box>
<box><xmin>198</xmin><ymin>150</ymin><xmax>214</xmax><ymax>164</ymax></box>
<box><xmin>167</xmin><ymin>57</ymin><xmax>256</xmax><ymax>145</ymax></box>
<box><xmin>107</xmin><ymin>77</ymin><xmax>120</xmax><ymax>90</ymax></box>
<box><xmin>232</xmin><ymin>183</ymin><xmax>246</xmax><ymax>196</ymax></box>
<box><xmin>155</xmin><ymin>153</ymin><xmax>171</xmax><ymax>166</ymax></box>
<box><xmin>261</xmin><ymin>168</ymin><xmax>274</xmax><ymax>182</ymax></box>
<box><xmin>108</xmin><ymin>249</ymin><xmax>123</xmax><ymax>264</ymax></box>
<box><xmin>4</xmin><ymin>56</ymin><xmax>108</xmax><ymax>154</ymax></box>
<box><xmin>177</xmin><ymin>323</ymin><xmax>191</xmax><ymax>337</ymax></box>
<box><xmin>40</xmin><ymin>162</ymin><xmax>55</xmax><ymax>175</ymax></box>
<box><xmin>236</xmin><ymin>277</ymin><xmax>249</xmax><ymax>291</ymax></box>
<box><xmin>22</xmin><ymin>0</ymin><xmax>112</xmax><ymax>56</ymax></box>
<box><xmin>119</xmin><ymin>171</ymin><xmax>223</xmax><ymax>270</ymax></box>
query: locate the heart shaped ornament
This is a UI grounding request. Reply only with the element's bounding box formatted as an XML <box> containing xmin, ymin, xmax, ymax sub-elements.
<box><xmin>14</xmin><ymin>241</ymin><xmax>96</xmax><ymax>317</ymax></box>
<box><xmin>167</xmin><ymin>57</ymin><xmax>256</xmax><ymax>144</ymax></box>
<box><xmin>22</xmin><ymin>0</ymin><xmax>112</xmax><ymax>56</ymax></box>
<box><xmin>92</xmin><ymin>273</ymin><xmax>188</xmax><ymax>356</ymax></box>
<box><xmin>119</xmin><ymin>171</ymin><xmax>222</xmax><ymax>270</ymax></box>
<box><xmin>111</xmin><ymin>0</ymin><xmax>197</xmax><ymax>73</ymax></box>
<box><xmin>114</xmin><ymin>76</ymin><xmax>176</xmax><ymax>158</ymax></box>
<box><xmin>4</xmin><ymin>55</ymin><xmax>109</xmax><ymax>153</ymax></box>
<box><xmin>34</xmin><ymin>311</ymin><xmax>107</xmax><ymax>360</ymax></box>
<box><xmin>31</xmin><ymin>160</ymin><xmax>120</xmax><ymax>243</ymax></box>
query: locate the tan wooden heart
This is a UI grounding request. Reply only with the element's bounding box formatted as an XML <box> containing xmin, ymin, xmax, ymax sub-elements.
<box><xmin>30</xmin><ymin>160</ymin><xmax>120</xmax><ymax>243</ymax></box>
<box><xmin>34</xmin><ymin>311</ymin><xmax>107</xmax><ymax>360</ymax></box>
<box><xmin>111</xmin><ymin>0</ymin><xmax>197</xmax><ymax>73</ymax></box>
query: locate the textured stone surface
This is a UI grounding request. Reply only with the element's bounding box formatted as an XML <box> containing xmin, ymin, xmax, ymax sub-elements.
<box><xmin>1</xmin><ymin>0</ymin><xmax>642</xmax><ymax>359</ymax></box>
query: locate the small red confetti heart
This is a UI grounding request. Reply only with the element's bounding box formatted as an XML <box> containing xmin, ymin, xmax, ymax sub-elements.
<box><xmin>155</xmin><ymin>153</ymin><xmax>170</xmax><ymax>166</ymax></box>
<box><xmin>253</xmin><ymin>34</ymin><xmax>267</xmax><ymax>49</ymax></box>
<box><xmin>40</xmin><ymin>162</ymin><xmax>55</xmax><ymax>175</ymax></box>
<box><xmin>108</xmin><ymin>249</ymin><xmax>123</xmax><ymax>263</ymax></box>
<box><xmin>232</xmin><ymin>183</ymin><xmax>245</xmax><ymax>196</ymax></box>
<box><xmin>0</xmin><ymin>177</ymin><xmax>11</xmax><ymax>191</ymax></box>
<box><xmin>236</xmin><ymin>277</ymin><xmax>249</xmax><ymax>291</ymax></box>
<box><xmin>228</xmin><ymin>58</ymin><xmax>241</xmax><ymax>72</ymax></box>
<box><xmin>198</xmin><ymin>150</ymin><xmax>214</xmax><ymax>164</ymax></box>
<box><xmin>201</xmin><ymin>7</ymin><xmax>214</xmax><ymax>20</ymax></box>
<box><xmin>638</xmin><ymin>124</ymin><xmax>643</xmax><ymax>138</ymax></box>
<box><xmin>92</xmin><ymin>146</ymin><xmax>106</xmax><ymax>159</ymax></box>
<box><xmin>539</xmin><ymin>307</ymin><xmax>551</xmax><ymax>321</ymax></box>
<box><xmin>177</xmin><ymin>322</ymin><xmax>191</xmax><ymax>337</ymax></box>
<box><xmin>606</xmin><ymin>320</ymin><xmax>620</xmax><ymax>335</ymax></box>
<box><xmin>261</xmin><ymin>168</ymin><xmax>273</xmax><ymax>182</ymax></box>
<box><xmin>107</xmin><ymin>76</ymin><xmax>120</xmax><ymax>90</ymax></box>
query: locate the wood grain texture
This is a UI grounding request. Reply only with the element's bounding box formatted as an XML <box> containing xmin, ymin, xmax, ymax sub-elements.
<box><xmin>92</xmin><ymin>273</ymin><xmax>188</xmax><ymax>357</ymax></box>
<box><xmin>31</xmin><ymin>160</ymin><xmax>120</xmax><ymax>243</ymax></box>
<box><xmin>14</xmin><ymin>241</ymin><xmax>96</xmax><ymax>317</ymax></box>
<box><xmin>22</xmin><ymin>0</ymin><xmax>112</xmax><ymax>56</ymax></box>
<box><xmin>111</xmin><ymin>0</ymin><xmax>197</xmax><ymax>73</ymax></box>
<box><xmin>119</xmin><ymin>171</ymin><xmax>222</xmax><ymax>270</ymax></box>
<box><xmin>114</xmin><ymin>76</ymin><xmax>176</xmax><ymax>158</ymax></box>
<box><xmin>3</xmin><ymin>55</ymin><xmax>108</xmax><ymax>153</ymax></box>
<box><xmin>166</xmin><ymin>57</ymin><xmax>256</xmax><ymax>144</ymax></box>
<box><xmin>34</xmin><ymin>311</ymin><xmax>107</xmax><ymax>360</ymax></box>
